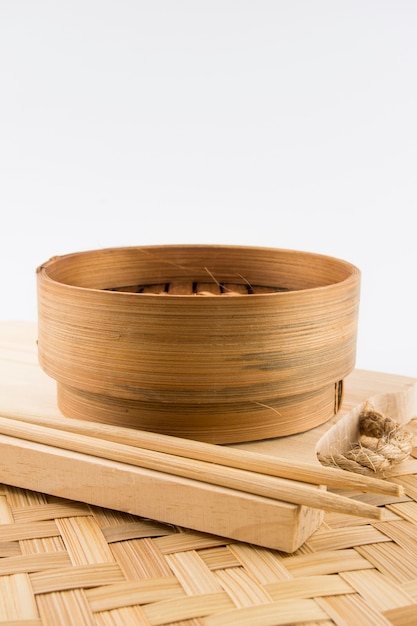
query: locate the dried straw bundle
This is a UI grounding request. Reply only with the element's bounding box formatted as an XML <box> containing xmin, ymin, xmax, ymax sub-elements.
<box><xmin>37</xmin><ymin>245</ymin><xmax>360</xmax><ymax>443</ymax></box>
<box><xmin>319</xmin><ymin>403</ymin><xmax>414</xmax><ymax>476</ymax></box>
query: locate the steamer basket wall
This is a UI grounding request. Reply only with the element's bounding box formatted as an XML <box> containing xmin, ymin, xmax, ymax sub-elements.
<box><xmin>36</xmin><ymin>245</ymin><xmax>361</xmax><ymax>443</ymax></box>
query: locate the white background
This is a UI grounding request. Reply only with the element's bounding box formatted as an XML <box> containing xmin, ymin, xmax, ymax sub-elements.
<box><xmin>1</xmin><ymin>1</ymin><xmax>416</xmax><ymax>377</ymax></box>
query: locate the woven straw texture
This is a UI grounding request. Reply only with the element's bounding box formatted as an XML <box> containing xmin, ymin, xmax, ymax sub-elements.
<box><xmin>2</xmin><ymin>429</ymin><xmax>417</xmax><ymax>626</ymax></box>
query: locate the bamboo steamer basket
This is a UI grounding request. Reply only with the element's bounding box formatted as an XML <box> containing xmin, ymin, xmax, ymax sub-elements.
<box><xmin>36</xmin><ymin>244</ymin><xmax>361</xmax><ymax>443</ymax></box>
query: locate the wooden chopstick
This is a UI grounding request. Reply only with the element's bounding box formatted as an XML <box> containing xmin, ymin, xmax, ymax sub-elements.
<box><xmin>1</xmin><ymin>409</ymin><xmax>403</xmax><ymax>497</ymax></box>
<box><xmin>0</xmin><ymin>415</ymin><xmax>388</xmax><ymax>519</ymax></box>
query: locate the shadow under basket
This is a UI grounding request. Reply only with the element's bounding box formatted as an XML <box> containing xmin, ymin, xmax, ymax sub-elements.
<box><xmin>37</xmin><ymin>244</ymin><xmax>361</xmax><ymax>443</ymax></box>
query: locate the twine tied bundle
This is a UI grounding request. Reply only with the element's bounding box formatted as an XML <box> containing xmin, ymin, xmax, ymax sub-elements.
<box><xmin>318</xmin><ymin>403</ymin><xmax>415</xmax><ymax>476</ymax></box>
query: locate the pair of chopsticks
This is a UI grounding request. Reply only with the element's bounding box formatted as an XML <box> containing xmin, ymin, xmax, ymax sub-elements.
<box><xmin>0</xmin><ymin>412</ymin><xmax>403</xmax><ymax>520</ymax></box>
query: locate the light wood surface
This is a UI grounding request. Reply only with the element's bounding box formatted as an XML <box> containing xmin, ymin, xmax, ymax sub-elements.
<box><xmin>1</xmin><ymin>321</ymin><xmax>416</xmax><ymax>552</ymax></box>
<box><xmin>0</xmin><ymin>415</ymin><xmax>398</xmax><ymax>521</ymax></box>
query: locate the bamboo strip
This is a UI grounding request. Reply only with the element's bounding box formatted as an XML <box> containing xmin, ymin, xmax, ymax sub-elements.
<box><xmin>282</xmin><ymin>549</ymin><xmax>374</xmax><ymax>577</ymax></box>
<box><xmin>0</xmin><ymin>410</ymin><xmax>403</xmax><ymax>497</ymax></box>
<box><xmin>12</xmin><ymin>503</ymin><xmax>90</xmax><ymax>524</ymax></box>
<box><xmin>0</xmin><ymin>573</ymin><xmax>40</xmax><ymax>622</ymax></box>
<box><xmin>29</xmin><ymin>563</ymin><xmax>126</xmax><ymax>594</ymax></box>
<box><xmin>200</xmin><ymin>598</ymin><xmax>329</xmax><ymax>626</ymax></box>
<box><xmin>140</xmin><ymin>591</ymin><xmax>235</xmax><ymax>625</ymax></box>
<box><xmin>154</xmin><ymin>534</ymin><xmax>228</xmax><ymax>555</ymax></box>
<box><xmin>85</xmin><ymin>578</ymin><xmax>185</xmax><ymax>612</ymax></box>
<box><xmin>0</xmin><ymin>551</ymin><xmax>71</xmax><ymax>575</ymax></box>
<box><xmin>264</xmin><ymin>574</ymin><xmax>354</xmax><ymax>601</ymax></box>
<box><xmin>20</xmin><ymin>535</ymin><xmax>66</xmax><ymax>558</ymax></box>
<box><xmin>101</xmin><ymin>521</ymin><xmax>172</xmax><ymax>544</ymax></box>
<box><xmin>0</xmin><ymin>542</ymin><xmax>21</xmax><ymax>558</ymax></box>
<box><xmin>0</xmin><ymin>521</ymin><xmax>60</xmax><ymax>543</ymax></box>
<box><xmin>102</xmin><ymin>606</ymin><xmax>150</xmax><ymax>626</ymax></box>
<box><xmin>198</xmin><ymin>547</ymin><xmax>240</xmax><ymax>571</ymax></box>
<box><xmin>305</xmin><ymin>526</ymin><xmax>391</xmax><ymax>551</ymax></box>
<box><xmin>0</xmin><ymin>416</ymin><xmax>387</xmax><ymax>519</ymax></box>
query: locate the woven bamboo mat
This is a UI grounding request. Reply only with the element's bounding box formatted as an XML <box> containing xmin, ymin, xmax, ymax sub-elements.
<box><xmin>2</xmin><ymin>433</ymin><xmax>417</xmax><ymax>626</ymax></box>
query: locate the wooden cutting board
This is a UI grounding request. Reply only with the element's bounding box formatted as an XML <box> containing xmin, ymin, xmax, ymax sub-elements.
<box><xmin>1</xmin><ymin>321</ymin><xmax>416</xmax><ymax>552</ymax></box>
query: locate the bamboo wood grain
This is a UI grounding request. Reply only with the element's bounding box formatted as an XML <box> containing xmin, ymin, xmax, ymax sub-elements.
<box><xmin>0</xmin><ymin>415</ymin><xmax>386</xmax><ymax>519</ymax></box>
<box><xmin>37</xmin><ymin>244</ymin><xmax>361</xmax><ymax>442</ymax></box>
